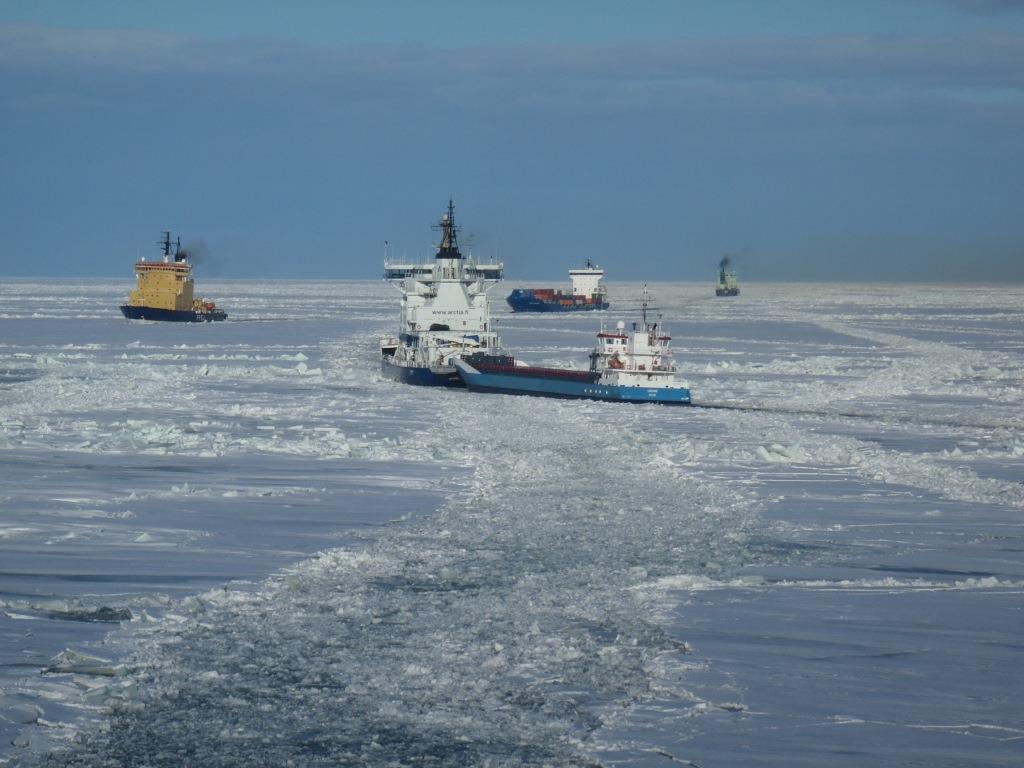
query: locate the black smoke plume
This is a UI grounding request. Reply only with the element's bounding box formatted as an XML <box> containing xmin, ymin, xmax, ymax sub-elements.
<box><xmin>178</xmin><ymin>239</ymin><xmax>209</xmax><ymax>265</ymax></box>
<box><xmin>178</xmin><ymin>239</ymin><xmax>228</xmax><ymax>275</ymax></box>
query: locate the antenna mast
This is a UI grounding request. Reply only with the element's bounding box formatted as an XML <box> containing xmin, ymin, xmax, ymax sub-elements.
<box><xmin>432</xmin><ymin>198</ymin><xmax>461</xmax><ymax>259</ymax></box>
<box><xmin>158</xmin><ymin>231</ymin><xmax>172</xmax><ymax>262</ymax></box>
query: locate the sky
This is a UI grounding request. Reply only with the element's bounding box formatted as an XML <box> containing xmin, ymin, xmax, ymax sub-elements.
<box><xmin>1</xmin><ymin>0</ymin><xmax>1023</xmax><ymax>280</ymax></box>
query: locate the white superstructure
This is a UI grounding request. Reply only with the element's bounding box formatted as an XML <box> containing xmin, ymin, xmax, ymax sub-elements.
<box><xmin>589</xmin><ymin>287</ymin><xmax>684</xmax><ymax>390</ymax></box>
<box><xmin>568</xmin><ymin>259</ymin><xmax>607</xmax><ymax>299</ymax></box>
<box><xmin>380</xmin><ymin>200</ymin><xmax>503</xmax><ymax>382</ymax></box>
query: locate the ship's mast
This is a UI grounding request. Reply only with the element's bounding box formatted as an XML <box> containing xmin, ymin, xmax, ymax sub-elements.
<box><xmin>158</xmin><ymin>231</ymin><xmax>172</xmax><ymax>263</ymax></box>
<box><xmin>433</xmin><ymin>198</ymin><xmax>462</xmax><ymax>260</ymax></box>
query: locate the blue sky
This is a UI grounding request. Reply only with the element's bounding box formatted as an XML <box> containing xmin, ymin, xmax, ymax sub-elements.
<box><xmin>2</xmin><ymin>1</ymin><xmax>1023</xmax><ymax>280</ymax></box>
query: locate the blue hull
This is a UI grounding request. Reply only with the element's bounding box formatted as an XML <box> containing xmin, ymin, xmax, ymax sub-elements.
<box><xmin>121</xmin><ymin>305</ymin><xmax>226</xmax><ymax>322</ymax></box>
<box><xmin>381</xmin><ymin>357</ymin><xmax>464</xmax><ymax>387</ymax></box>
<box><xmin>506</xmin><ymin>292</ymin><xmax>609</xmax><ymax>313</ymax></box>
<box><xmin>458</xmin><ymin>368</ymin><xmax>691</xmax><ymax>405</ymax></box>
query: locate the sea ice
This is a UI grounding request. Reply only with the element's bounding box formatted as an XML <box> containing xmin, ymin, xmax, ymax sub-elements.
<box><xmin>1</xmin><ymin>280</ymin><xmax>1021</xmax><ymax>766</ymax></box>
<box><xmin>45</xmin><ymin>650</ymin><xmax>126</xmax><ymax>678</ymax></box>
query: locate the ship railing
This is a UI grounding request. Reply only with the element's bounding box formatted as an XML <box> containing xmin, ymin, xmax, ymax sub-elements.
<box><xmin>466</xmin><ymin>263</ymin><xmax>504</xmax><ymax>277</ymax></box>
<box><xmin>384</xmin><ymin>262</ymin><xmax>434</xmax><ymax>280</ymax></box>
<box><xmin>385</xmin><ymin>260</ymin><xmax>503</xmax><ymax>278</ymax></box>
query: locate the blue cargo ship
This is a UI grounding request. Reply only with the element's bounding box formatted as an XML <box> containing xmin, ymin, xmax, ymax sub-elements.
<box><xmin>456</xmin><ymin>289</ymin><xmax>691</xmax><ymax>405</ymax></box>
<box><xmin>455</xmin><ymin>356</ymin><xmax>691</xmax><ymax>404</ymax></box>
<box><xmin>506</xmin><ymin>260</ymin><xmax>609</xmax><ymax>312</ymax></box>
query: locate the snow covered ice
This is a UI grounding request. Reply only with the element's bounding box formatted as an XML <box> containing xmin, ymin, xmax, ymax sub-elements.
<box><xmin>1</xmin><ymin>279</ymin><xmax>1022</xmax><ymax>766</ymax></box>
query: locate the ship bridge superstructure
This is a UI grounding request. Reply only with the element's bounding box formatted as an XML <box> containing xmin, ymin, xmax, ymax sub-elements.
<box><xmin>568</xmin><ymin>259</ymin><xmax>607</xmax><ymax>299</ymax></box>
<box><xmin>127</xmin><ymin>232</ymin><xmax>197</xmax><ymax>312</ymax></box>
<box><xmin>589</xmin><ymin>286</ymin><xmax>682</xmax><ymax>390</ymax></box>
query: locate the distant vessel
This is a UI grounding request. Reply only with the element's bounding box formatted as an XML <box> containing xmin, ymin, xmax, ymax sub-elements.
<box><xmin>455</xmin><ymin>288</ymin><xmax>690</xmax><ymax>405</ymax></box>
<box><xmin>715</xmin><ymin>256</ymin><xmax>740</xmax><ymax>297</ymax></box>
<box><xmin>380</xmin><ymin>200</ymin><xmax>504</xmax><ymax>386</ymax></box>
<box><xmin>506</xmin><ymin>260</ymin><xmax>609</xmax><ymax>312</ymax></box>
<box><xmin>120</xmin><ymin>232</ymin><xmax>226</xmax><ymax>322</ymax></box>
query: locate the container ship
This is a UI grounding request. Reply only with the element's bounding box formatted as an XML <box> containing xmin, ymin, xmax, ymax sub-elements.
<box><xmin>120</xmin><ymin>232</ymin><xmax>227</xmax><ymax>321</ymax></box>
<box><xmin>380</xmin><ymin>200</ymin><xmax>504</xmax><ymax>386</ymax></box>
<box><xmin>715</xmin><ymin>256</ymin><xmax>740</xmax><ymax>296</ymax></box>
<box><xmin>506</xmin><ymin>260</ymin><xmax>609</xmax><ymax>312</ymax></box>
<box><xmin>455</xmin><ymin>289</ymin><xmax>690</xmax><ymax>405</ymax></box>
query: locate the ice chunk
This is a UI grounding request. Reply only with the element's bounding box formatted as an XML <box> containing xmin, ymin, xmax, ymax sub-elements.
<box><xmin>0</xmin><ymin>697</ymin><xmax>43</xmax><ymax>724</ymax></box>
<box><xmin>44</xmin><ymin>605</ymin><xmax>133</xmax><ymax>623</ymax></box>
<box><xmin>0</xmin><ymin>527</ymin><xmax>36</xmax><ymax>540</ymax></box>
<box><xmin>715</xmin><ymin>701</ymin><xmax>746</xmax><ymax>712</ymax></box>
<box><xmin>756</xmin><ymin>443</ymin><xmax>809</xmax><ymax>463</ymax></box>
<box><xmin>45</xmin><ymin>650</ymin><xmax>126</xmax><ymax>677</ymax></box>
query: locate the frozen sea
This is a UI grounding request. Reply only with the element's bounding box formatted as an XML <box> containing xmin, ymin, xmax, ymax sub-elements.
<box><xmin>1</xmin><ymin>278</ymin><xmax>1022</xmax><ymax>767</ymax></box>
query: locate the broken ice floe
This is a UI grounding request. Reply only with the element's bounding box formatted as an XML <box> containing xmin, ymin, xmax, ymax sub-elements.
<box><xmin>0</xmin><ymin>696</ymin><xmax>43</xmax><ymax>725</ymax></box>
<box><xmin>45</xmin><ymin>650</ymin><xmax>126</xmax><ymax>678</ymax></box>
<box><xmin>756</xmin><ymin>443</ymin><xmax>809</xmax><ymax>463</ymax></box>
